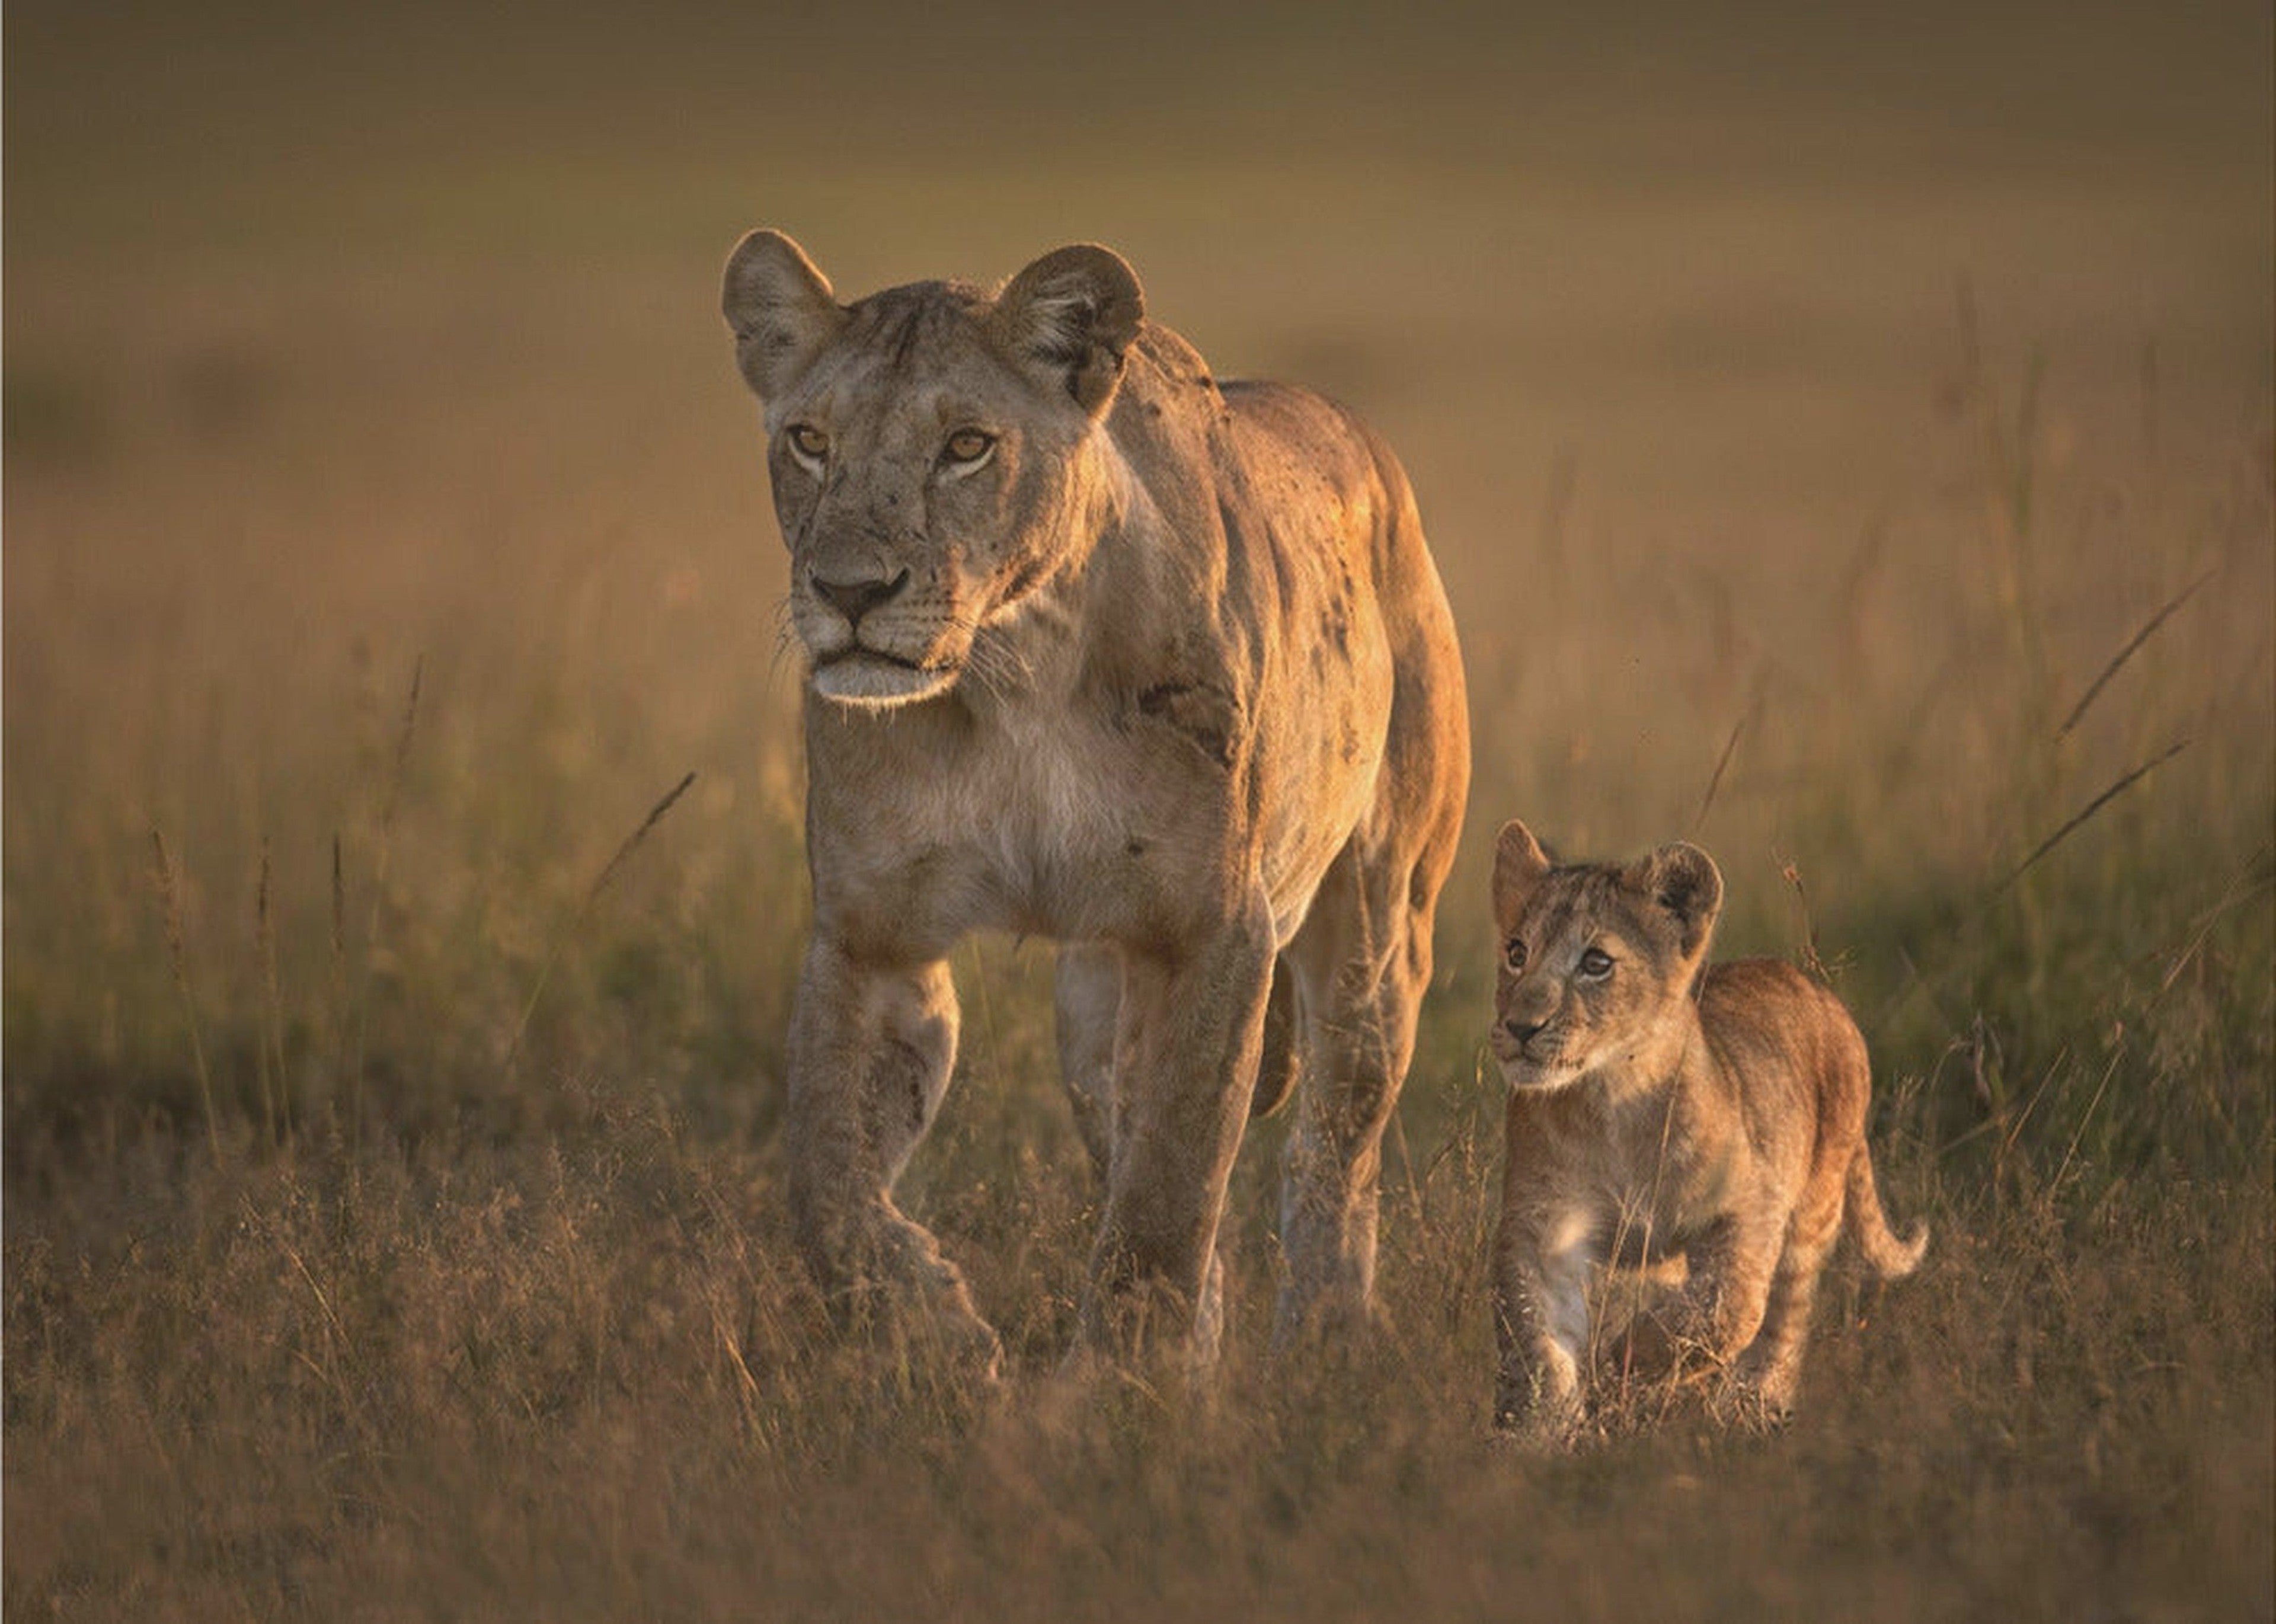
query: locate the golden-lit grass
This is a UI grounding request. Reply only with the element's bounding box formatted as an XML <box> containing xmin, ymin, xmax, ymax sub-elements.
<box><xmin>5</xmin><ymin>17</ymin><xmax>2273</xmax><ymax>1610</ymax></box>
<box><xmin>7</xmin><ymin>1104</ymin><xmax>2269</xmax><ymax>1620</ymax></box>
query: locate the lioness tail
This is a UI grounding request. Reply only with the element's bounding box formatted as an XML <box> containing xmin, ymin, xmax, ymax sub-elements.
<box><xmin>1845</xmin><ymin>1145</ymin><xmax>1927</xmax><ymax>1278</ymax></box>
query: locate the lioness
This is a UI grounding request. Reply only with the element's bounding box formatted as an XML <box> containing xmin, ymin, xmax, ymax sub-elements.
<box><xmin>721</xmin><ymin>231</ymin><xmax>1469</xmax><ymax>1370</ymax></box>
<box><xmin>1487</xmin><ymin>819</ymin><xmax>1925</xmax><ymax>1433</ymax></box>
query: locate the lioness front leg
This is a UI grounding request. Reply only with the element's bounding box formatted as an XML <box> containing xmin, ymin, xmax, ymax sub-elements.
<box><xmin>1081</xmin><ymin>899</ymin><xmax>1276</xmax><ymax>1361</ymax></box>
<box><xmin>785</xmin><ymin>938</ymin><xmax>1001</xmax><ymax>1376</ymax></box>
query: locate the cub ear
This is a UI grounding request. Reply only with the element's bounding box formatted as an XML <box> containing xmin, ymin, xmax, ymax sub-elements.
<box><xmin>989</xmin><ymin>244</ymin><xmax>1145</xmax><ymax>417</ymax></box>
<box><xmin>1492</xmin><ymin>819</ymin><xmax>1553</xmax><ymax>932</ymax></box>
<box><xmin>1635</xmin><ymin>842</ymin><xmax>1723</xmax><ymax>960</ymax></box>
<box><xmin>722</xmin><ymin>229</ymin><xmax>846</xmax><ymax>400</ymax></box>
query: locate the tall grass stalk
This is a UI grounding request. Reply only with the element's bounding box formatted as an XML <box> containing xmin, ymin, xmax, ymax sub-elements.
<box><xmin>1689</xmin><ymin>704</ymin><xmax>1750</xmax><ymax>837</ymax></box>
<box><xmin>348</xmin><ymin>656</ymin><xmax>423</xmax><ymax>1144</ymax></box>
<box><xmin>1996</xmin><ymin>737</ymin><xmax>2193</xmax><ymax>894</ymax></box>
<box><xmin>326</xmin><ymin>833</ymin><xmax>346</xmax><ymax>1141</ymax></box>
<box><xmin>254</xmin><ymin>837</ymin><xmax>284</xmax><ymax>1146</ymax></box>
<box><xmin>149</xmin><ymin>829</ymin><xmax>221</xmax><ymax>1159</ymax></box>
<box><xmin>2057</xmin><ymin>570</ymin><xmax>2215</xmax><ymax>739</ymax></box>
<box><xmin>503</xmin><ymin>770</ymin><xmax>698</xmax><ymax>1078</ymax></box>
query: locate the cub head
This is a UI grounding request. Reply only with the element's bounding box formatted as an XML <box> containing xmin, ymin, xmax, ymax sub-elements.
<box><xmin>1488</xmin><ymin>820</ymin><xmax>1723</xmax><ymax>1092</ymax></box>
<box><xmin>722</xmin><ymin>229</ymin><xmax>1144</xmax><ymax>708</ymax></box>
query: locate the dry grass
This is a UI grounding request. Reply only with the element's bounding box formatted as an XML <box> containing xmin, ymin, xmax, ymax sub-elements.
<box><xmin>6</xmin><ymin>3</ymin><xmax>2273</xmax><ymax>1617</ymax></box>
<box><xmin>5</xmin><ymin>1105</ymin><xmax>2270</xmax><ymax>1622</ymax></box>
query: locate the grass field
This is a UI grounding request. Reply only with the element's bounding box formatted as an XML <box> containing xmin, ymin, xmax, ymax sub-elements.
<box><xmin>6</xmin><ymin>2</ymin><xmax>2273</xmax><ymax>1617</ymax></box>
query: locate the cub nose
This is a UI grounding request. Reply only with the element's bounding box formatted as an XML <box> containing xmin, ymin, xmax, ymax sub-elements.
<box><xmin>811</xmin><ymin>567</ymin><xmax>910</xmax><ymax>626</ymax></box>
<box><xmin>1503</xmin><ymin>1016</ymin><xmax>1546</xmax><ymax>1046</ymax></box>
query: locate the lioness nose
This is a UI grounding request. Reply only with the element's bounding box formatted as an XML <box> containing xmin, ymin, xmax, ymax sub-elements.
<box><xmin>1504</xmin><ymin>1016</ymin><xmax>1546</xmax><ymax>1046</ymax></box>
<box><xmin>812</xmin><ymin>567</ymin><xmax>910</xmax><ymax>626</ymax></box>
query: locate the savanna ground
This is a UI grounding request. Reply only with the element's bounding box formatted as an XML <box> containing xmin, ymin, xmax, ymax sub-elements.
<box><xmin>5</xmin><ymin>3</ymin><xmax>2272</xmax><ymax>1617</ymax></box>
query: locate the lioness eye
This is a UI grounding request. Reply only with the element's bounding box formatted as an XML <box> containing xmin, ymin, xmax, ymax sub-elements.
<box><xmin>1504</xmin><ymin>938</ymin><xmax>1527</xmax><ymax>971</ymax></box>
<box><xmin>942</xmin><ymin>429</ymin><xmax>995</xmax><ymax>464</ymax></box>
<box><xmin>1579</xmin><ymin>947</ymin><xmax>1614</xmax><ymax>977</ymax></box>
<box><xmin>787</xmin><ymin>424</ymin><xmax>829</xmax><ymax>461</ymax></box>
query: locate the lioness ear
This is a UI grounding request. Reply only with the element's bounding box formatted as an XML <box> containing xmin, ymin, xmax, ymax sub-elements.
<box><xmin>989</xmin><ymin>244</ymin><xmax>1145</xmax><ymax>417</ymax></box>
<box><xmin>722</xmin><ymin>229</ymin><xmax>846</xmax><ymax>399</ymax></box>
<box><xmin>1492</xmin><ymin>819</ymin><xmax>1553</xmax><ymax>932</ymax></box>
<box><xmin>1636</xmin><ymin>842</ymin><xmax>1723</xmax><ymax>960</ymax></box>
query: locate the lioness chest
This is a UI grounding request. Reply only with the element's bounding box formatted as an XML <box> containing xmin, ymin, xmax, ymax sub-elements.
<box><xmin>806</xmin><ymin>661</ymin><xmax>1380</xmax><ymax>961</ymax></box>
<box><xmin>805</xmin><ymin>692</ymin><xmax>1227</xmax><ymax>957</ymax></box>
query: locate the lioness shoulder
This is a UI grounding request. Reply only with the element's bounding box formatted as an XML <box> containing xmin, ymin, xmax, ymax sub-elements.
<box><xmin>1486</xmin><ymin>819</ymin><xmax>1925</xmax><ymax>1435</ymax></box>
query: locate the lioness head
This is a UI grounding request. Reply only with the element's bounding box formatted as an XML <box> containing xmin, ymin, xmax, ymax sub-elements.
<box><xmin>721</xmin><ymin>230</ymin><xmax>1145</xmax><ymax>708</ymax></box>
<box><xmin>1488</xmin><ymin>820</ymin><xmax>1724</xmax><ymax>1092</ymax></box>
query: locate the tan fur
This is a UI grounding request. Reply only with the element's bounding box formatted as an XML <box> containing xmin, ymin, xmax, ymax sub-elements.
<box><xmin>722</xmin><ymin>231</ymin><xmax>1470</xmax><ymax>1371</ymax></box>
<box><xmin>1487</xmin><ymin>820</ymin><xmax>1925</xmax><ymax>1434</ymax></box>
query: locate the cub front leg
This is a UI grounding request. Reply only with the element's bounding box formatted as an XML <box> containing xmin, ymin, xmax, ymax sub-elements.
<box><xmin>1609</xmin><ymin>1215</ymin><xmax>1776</xmax><ymax>1389</ymax></box>
<box><xmin>785</xmin><ymin>936</ymin><xmax>1000</xmax><ymax>1377</ymax></box>
<box><xmin>1082</xmin><ymin>897</ymin><xmax>1276</xmax><ymax>1362</ymax></box>
<box><xmin>1494</xmin><ymin>1203</ymin><xmax>1599</xmax><ymax>1438</ymax></box>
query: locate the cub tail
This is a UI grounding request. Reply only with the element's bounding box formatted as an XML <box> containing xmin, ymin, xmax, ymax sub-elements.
<box><xmin>1845</xmin><ymin>1143</ymin><xmax>1928</xmax><ymax>1278</ymax></box>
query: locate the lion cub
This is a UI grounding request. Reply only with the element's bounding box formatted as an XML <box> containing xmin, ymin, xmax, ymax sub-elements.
<box><xmin>1487</xmin><ymin>819</ymin><xmax>1925</xmax><ymax>1435</ymax></box>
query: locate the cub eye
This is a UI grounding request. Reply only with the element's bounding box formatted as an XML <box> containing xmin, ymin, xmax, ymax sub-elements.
<box><xmin>1578</xmin><ymin>947</ymin><xmax>1614</xmax><ymax>978</ymax></box>
<box><xmin>785</xmin><ymin>424</ymin><xmax>830</xmax><ymax>462</ymax></box>
<box><xmin>942</xmin><ymin>428</ymin><xmax>995</xmax><ymax>465</ymax></box>
<box><xmin>1503</xmin><ymin>938</ymin><xmax>1527</xmax><ymax>971</ymax></box>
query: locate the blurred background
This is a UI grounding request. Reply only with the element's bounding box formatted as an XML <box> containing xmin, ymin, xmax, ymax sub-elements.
<box><xmin>6</xmin><ymin>0</ymin><xmax>2271</xmax><ymax>1146</ymax></box>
